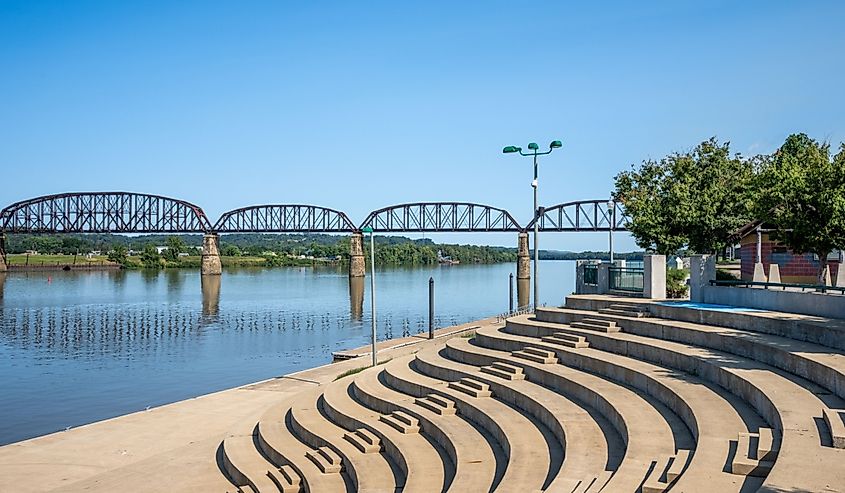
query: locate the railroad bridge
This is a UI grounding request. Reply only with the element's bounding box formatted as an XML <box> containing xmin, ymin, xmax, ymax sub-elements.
<box><xmin>0</xmin><ymin>192</ymin><xmax>628</xmax><ymax>284</ymax></box>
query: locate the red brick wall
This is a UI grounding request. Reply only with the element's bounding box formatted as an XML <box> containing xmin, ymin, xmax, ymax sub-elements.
<box><xmin>739</xmin><ymin>233</ymin><xmax>840</xmax><ymax>284</ymax></box>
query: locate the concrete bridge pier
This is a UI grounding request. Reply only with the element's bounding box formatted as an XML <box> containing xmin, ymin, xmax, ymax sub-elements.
<box><xmin>349</xmin><ymin>232</ymin><xmax>365</xmax><ymax>278</ymax></box>
<box><xmin>516</xmin><ymin>232</ymin><xmax>530</xmax><ymax>308</ymax></box>
<box><xmin>0</xmin><ymin>233</ymin><xmax>7</xmax><ymax>272</ymax></box>
<box><xmin>201</xmin><ymin>234</ymin><xmax>222</xmax><ymax>276</ymax></box>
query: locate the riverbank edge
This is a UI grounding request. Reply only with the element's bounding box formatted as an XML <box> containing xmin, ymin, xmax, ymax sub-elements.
<box><xmin>0</xmin><ymin>316</ymin><xmax>495</xmax><ymax>493</ymax></box>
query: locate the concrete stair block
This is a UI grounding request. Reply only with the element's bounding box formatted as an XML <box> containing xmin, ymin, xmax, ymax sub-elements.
<box><xmin>598</xmin><ymin>305</ymin><xmax>649</xmax><ymax>318</ymax></box>
<box><xmin>731</xmin><ymin>430</ymin><xmax>775</xmax><ymax>477</ymax></box>
<box><xmin>480</xmin><ymin>362</ymin><xmax>525</xmax><ymax>380</ymax></box>
<box><xmin>343</xmin><ymin>427</ymin><xmax>382</xmax><ymax>454</ymax></box>
<box><xmin>823</xmin><ymin>408</ymin><xmax>845</xmax><ymax>449</ymax></box>
<box><xmin>448</xmin><ymin>378</ymin><xmax>492</xmax><ymax>398</ymax></box>
<box><xmin>512</xmin><ymin>346</ymin><xmax>558</xmax><ymax>364</ymax></box>
<box><xmin>570</xmin><ymin>320</ymin><xmax>622</xmax><ymax>333</ymax></box>
<box><xmin>541</xmin><ymin>332</ymin><xmax>589</xmax><ymax>349</ymax></box>
<box><xmin>305</xmin><ymin>446</ymin><xmax>343</xmax><ymax>474</ymax></box>
<box><xmin>415</xmin><ymin>394</ymin><xmax>458</xmax><ymax>415</ymax></box>
<box><xmin>379</xmin><ymin>411</ymin><xmax>420</xmax><ymax>434</ymax></box>
<box><xmin>641</xmin><ymin>450</ymin><xmax>690</xmax><ymax>493</ymax></box>
<box><xmin>275</xmin><ymin>465</ymin><xmax>302</xmax><ymax>493</ymax></box>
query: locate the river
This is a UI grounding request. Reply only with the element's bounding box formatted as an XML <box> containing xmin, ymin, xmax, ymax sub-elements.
<box><xmin>0</xmin><ymin>260</ymin><xmax>575</xmax><ymax>445</ymax></box>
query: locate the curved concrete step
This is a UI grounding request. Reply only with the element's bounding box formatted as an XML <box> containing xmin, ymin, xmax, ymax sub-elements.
<box><xmin>539</xmin><ymin>305</ymin><xmax>845</xmax><ymax>402</ymax></box>
<box><xmin>256</xmin><ymin>403</ymin><xmax>347</xmax><ymax>493</ymax></box>
<box><xmin>509</xmin><ymin>313</ymin><xmax>845</xmax><ymax>492</ymax></box>
<box><xmin>288</xmin><ymin>388</ymin><xmax>397</xmax><ymax>493</ymax></box>
<box><xmin>350</xmin><ymin>358</ymin><xmax>498</xmax><ymax>492</ymax></box>
<box><xmin>466</xmin><ymin>326</ymin><xmax>679</xmax><ymax>491</ymax></box>
<box><xmin>383</xmin><ymin>352</ymin><xmax>552</xmax><ymax>492</ymax></box>
<box><xmin>222</xmin><ymin>434</ymin><xmax>298</xmax><ymax>493</ymax></box>
<box><xmin>320</xmin><ymin>376</ymin><xmax>446</xmax><ymax>492</ymax></box>
<box><xmin>499</xmin><ymin>318</ymin><xmax>767</xmax><ymax>491</ymax></box>
<box><xmin>436</xmin><ymin>338</ymin><xmax>615</xmax><ymax>489</ymax></box>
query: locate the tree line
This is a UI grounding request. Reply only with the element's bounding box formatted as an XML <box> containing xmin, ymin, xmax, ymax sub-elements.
<box><xmin>614</xmin><ymin>133</ymin><xmax>845</xmax><ymax>283</ymax></box>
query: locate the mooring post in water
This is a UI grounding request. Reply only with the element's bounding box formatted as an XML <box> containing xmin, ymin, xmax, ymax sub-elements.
<box><xmin>429</xmin><ymin>277</ymin><xmax>435</xmax><ymax>339</ymax></box>
<box><xmin>509</xmin><ymin>272</ymin><xmax>514</xmax><ymax>313</ymax></box>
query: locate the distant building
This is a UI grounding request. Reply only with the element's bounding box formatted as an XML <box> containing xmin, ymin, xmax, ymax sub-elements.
<box><xmin>733</xmin><ymin>221</ymin><xmax>841</xmax><ymax>284</ymax></box>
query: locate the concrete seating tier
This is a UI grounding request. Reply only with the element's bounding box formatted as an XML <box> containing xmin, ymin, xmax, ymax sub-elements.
<box><xmin>219</xmin><ymin>297</ymin><xmax>845</xmax><ymax>492</ymax></box>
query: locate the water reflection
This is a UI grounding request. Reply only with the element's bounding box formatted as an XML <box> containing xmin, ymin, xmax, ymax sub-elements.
<box><xmin>201</xmin><ymin>275</ymin><xmax>221</xmax><ymax>318</ymax></box>
<box><xmin>348</xmin><ymin>276</ymin><xmax>364</xmax><ymax>321</ymax></box>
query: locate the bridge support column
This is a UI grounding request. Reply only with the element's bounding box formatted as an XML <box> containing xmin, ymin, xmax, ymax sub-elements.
<box><xmin>516</xmin><ymin>232</ymin><xmax>530</xmax><ymax>309</ymax></box>
<box><xmin>517</xmin><ymin>232</ymin><xmax>530</xmax><ymax>280</ymax></box>
<box><xmin>201</xmin><ymin>234</ymin><xmax>222</xmax><ymax>276</ymax></box>
<box><xmin>349</xmin><ymin>232</ymin><xmax>365</xmax><ymax>278</ymax></box>
<box><xmin>0</xmin><ymin>233</ymin><xmax>7</xmax><ymax>272</ymax></box>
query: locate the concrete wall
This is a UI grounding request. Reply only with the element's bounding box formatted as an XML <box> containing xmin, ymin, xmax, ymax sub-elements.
<box><xmin>643</xmin><ymin>254</ymin><xmax>666</xmax><ymax>300</ymax></box>
<box><xmin>700</xmin><ymin>284</ymin><xmax>845</xmax><ymax>320</ymax></box>
<box><xmin>574</xmin><ymin>260</ymin><xmax>600</xmax><ymax>295</ymax></box>
<box><xmin>690</xmin><ymin>255</ymin><xmax>716</xmax><ymax>303</ymax></box>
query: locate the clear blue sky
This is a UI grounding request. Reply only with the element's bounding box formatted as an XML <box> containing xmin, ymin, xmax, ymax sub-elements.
<box><xmin>2</xmin><ymin>1</ymin><xmax>843</xmax><ymax>251</ymax></box>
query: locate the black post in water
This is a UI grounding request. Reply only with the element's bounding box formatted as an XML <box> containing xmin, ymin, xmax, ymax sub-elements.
<box><xmin>509</xmin><ymin>273</ymin><xmax>514</xmax><ymax>312</ymax></box>
<box><xmin>428</xmin><ymin>277</ymin><xmax>435</xmax><ymax>339</ymax></box>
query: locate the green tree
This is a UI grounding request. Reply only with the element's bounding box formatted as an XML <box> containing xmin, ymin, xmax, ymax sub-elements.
<box><xmin>614</xmin><ymin>138</ymin><xmax>755</xmax><ymax>255</ymax></box>
<box><xmin>162</xmin><ymin>236</ymin><xmax>186</xmax><ymax>262</ymax></box>
<box><xmin>221</xmin><ymin>244</ymin><xmax>242</xmax><ymax>257</ymax></box>
<box><xmin>754</xmin><ymin>133</ymin><xmax>845</xmax><ymax>284</ymax></box>
<box><xmin>141</xmin><ymin>244</ymin><xmax>162</xmax><ymax>269</ymax></box>
<box><xmin>107</xmin><ymin>244</ymin><xmax>128</xmax><ymax>266</ymax></box>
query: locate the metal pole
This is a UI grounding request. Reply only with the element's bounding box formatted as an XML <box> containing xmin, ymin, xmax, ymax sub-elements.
<box><xmin>532</xmin><ymin>153</ymin><xmax>539</xmax><ymax>310</ymax></box>
<box><xmin>509</xmin><ymin>273</ymin><xmax>514</xmax><ymax>312</ymax></box>
<box><xmin>428</xmin><ymin>277</ymin><xmax>434</xmax><ymax>339</ymax></box>
<box><xmin>369</xmin><ymin>231</ymin><xmax>377</xmax><ymax>366</ymax></box>
<box><xmin>756</xmin><ymin>226</ymin><xmax>762</xmax><ymax>264</ymax></box>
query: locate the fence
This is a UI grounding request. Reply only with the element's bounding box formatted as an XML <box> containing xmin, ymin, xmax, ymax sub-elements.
<box><xmin>583</xmin><ymin>264</ymin><xmax>598</xmax><ymax>285</ymax></box>
<box><xmin>609</xmin><ymin>267</ymin><xmax>644</xmax><ymax>292</ymax></box>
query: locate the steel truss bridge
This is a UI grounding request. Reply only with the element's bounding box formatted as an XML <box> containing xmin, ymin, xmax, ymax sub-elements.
<box><xmin>0</xmin><ymin>192</ymin><xmax>628</xmax><ymax>235</ymax></box>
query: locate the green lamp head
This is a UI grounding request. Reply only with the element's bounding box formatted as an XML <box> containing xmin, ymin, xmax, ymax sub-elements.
<box><xmin>549</xmin><ymin>140</ymin><xmax>562</xmax><ymax>149</ymax></box>
<box><xmin>502</xmin><ymin>146</ymin><xmax>521</xmax><ymax>154</ymax></box>
<box><xmin>527</xmin><ymin>142</ymin><xmax>539</xmax><ymax>150</ymax></box>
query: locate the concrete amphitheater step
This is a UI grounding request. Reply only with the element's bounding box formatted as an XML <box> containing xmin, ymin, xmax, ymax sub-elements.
<box><xmin>537</xmin><ymin>305</ymin><xmax>845</xmax><ymax>402</ymax></box>
<box><xmin>501</xmin><ymin>317</ymin><xmax>769</xmax><ymax>491</ymax></box>
<box><xmin>441</xmin><ymin>335</ymin><xmax>678</xmax><ymax>492</ymax></box>
<box><xmin>382</xmin><ymin>355</ymin><xmax>553</xmax><ymax>493</ymax></box>
<box><xmin>415</xmin><ymin>394</ymin><xmax>457</xmax><ymax>415</ymax></box>
<box><xmin>448</xmin><ymin>377</ymin><xmax>493</xmax><ymax>398</ymax></box>
<box><xmin>350</xmin><ymin>358</ymin><xmax>498</xmax><ymax>492</ymax></box>
<box><xmin>569</xmin><ymin>318</ymin><xmax>621</xmax><ymax>333</ymax></box>
<box><xmin>541</xmin><ymin>332</ymin><xmax>589</xmax><ymax>349</ymax></box>
<box><xmin>512</xmin><ymin>346</ymin><xmax>558</xmax><ymax>364</ymax></box>
<box><xmin>320</xmin><ymin>376</ymin><xmax>446</xmax><ymax>492</ymax></box>
<box><xmin>598</xmin><ymin>303</ymin><xmax>650</xmax><ymax>318</ymax></box>
<box><xmin>256</xmin><ymin>404</ymin><xmax>347</xmax><ymax>493</ymax></box>
<box><xmin>480</xmin><ymin>361</ymin><xmax>525</xmax><ymax>380</ymax></box>
<box><xmin>221</xmin><ymin>432</ymin><xmax>300</xmax><ymax>493</ymax></box>
<box><xmin>641</xmin><ymin>449</ymin><xmax>691</xmax><ymax>493</ymax></box>
<box><xmin>379</xmin><ymin>411</ymin><xmax>420</xmax><ymax>434</ymax></box>
<box><xmin>288</xmin><ymin>388</ymin><xmax>397</xmax><ymax>492</ymax></box>
<box><xmin>474</xmin><ymin>324</ymin><xmax>763</xmax><ymax>492</ymax></box>
<box><xmin>436</xmin><ymin>338</ymin><xmax>619</xmax><ymax>489</ymax></box>
<box><xmin>510</xmin><ymin>312</ymin><xmax>845</xmax><ymax>491</ymax></box>
<box><xmin>823</xmin><ymin>408</ymin><xmax>845</xmax><ymax>449</ymax></box>
<box><xmin>731</xmin><ymin>428</ymin><xmax>779</xmax><ymax>477</ymax></box>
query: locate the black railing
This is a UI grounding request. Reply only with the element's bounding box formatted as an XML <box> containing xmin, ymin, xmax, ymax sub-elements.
<box><xmin>584</xmin><ymin>264</ymin><xmax>598</xmax><ymax>285</ymax></box>
<box><xmin>709</xmin><ymin>279</ymin><xmax>845</xmax><ymax>294</ymax></box>
<box><xmin>609</xmin><ymin>267</ymin><xmax>644</xmax><ymax>292</ymax></box>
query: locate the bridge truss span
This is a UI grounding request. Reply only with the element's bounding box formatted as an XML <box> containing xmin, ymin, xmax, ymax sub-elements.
<box><xmin>527</xmin><ymin>199</ymin><xmax>629</xmax><ymax>232</ymax></box>
<box><xmin>359</xmin><ymin>202</ymin><xmax>522</xmax><ymax>232</ymax></box>
<box><xmin>212</xmin><ymin>205</ymin><xmax>356</xmax><ymax>233</ymax></box>
<box><xmin>0</xmin><ymin>192</ymin><xmax>212</xmax><ymax>233</ymax></box>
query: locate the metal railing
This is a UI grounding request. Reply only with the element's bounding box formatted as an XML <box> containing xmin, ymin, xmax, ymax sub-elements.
<box><xmin>584</xmin><ymin>264</ymin><xmax>598</xmax><ymax>285</ymax></box>
<box><xmin>609</xmin><ymin>267</ymin><xmax>644</xmax><ymax>292</ymax></box>
<box><xmin>709</xmin><ymin>279</ymin><xmax>845</xmax><ymax>294</ymax></box>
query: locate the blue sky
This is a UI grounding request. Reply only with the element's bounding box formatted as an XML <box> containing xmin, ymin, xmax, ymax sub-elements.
<box><xmin>1</xmin><ymin>1</ymin><xmax>843</xmax><ymax>251</ymax></box>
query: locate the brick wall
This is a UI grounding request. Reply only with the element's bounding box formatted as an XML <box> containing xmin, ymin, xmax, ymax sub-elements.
<box><xmin>739</xmin><ymin>233</ymin><xmax>841</xmax><ymax>284</ymax></box>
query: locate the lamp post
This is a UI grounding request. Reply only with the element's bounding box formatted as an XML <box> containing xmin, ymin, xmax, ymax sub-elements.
<box><xmin>607</xmin><ymin>199</ymin><xmax>615</xmax><ymax>265</ymax></box>
<box><xmin>362</xmin><ymin>226</ymin><xmax>377</xmax><ymax>366</ymax></box>
<box><xmin>503</xmin><ymin>140</ymin><xmax>562</xmax><ymax>310</ymax></box>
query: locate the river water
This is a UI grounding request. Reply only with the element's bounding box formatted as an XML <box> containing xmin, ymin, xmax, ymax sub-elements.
<box><xmin>0</xmin><ymin>260</ymin><xmax>575</xmax><ymax>445</ymax></box>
